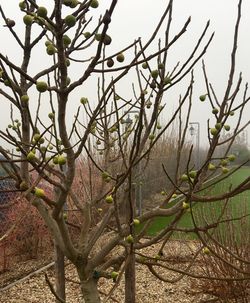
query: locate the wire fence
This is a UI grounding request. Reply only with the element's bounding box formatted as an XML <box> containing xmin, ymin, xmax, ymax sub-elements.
<box><xmin>0</xmin><ymin>180</ymin><xmax>17</xmax><ymax>205</ymax></box>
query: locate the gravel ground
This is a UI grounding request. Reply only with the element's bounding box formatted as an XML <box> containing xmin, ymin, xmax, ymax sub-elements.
<box><xmin>0</xmin><ymin>241</ymin><xmax>247</xmax><ymax>303</ymax></box>
<box><xmin>0</xmin><ymin>264</ymin><xmax>209</xmax><ymax>303</ymax></box>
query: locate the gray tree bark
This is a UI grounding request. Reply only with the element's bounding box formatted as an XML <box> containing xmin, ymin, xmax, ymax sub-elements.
<box><xmin>125</xmin><ymin>250</ymin><xmax>136</xmax><ymax>303</ymax></box>
<box><xmin>55</xmin><ymin>243</ymin><xmax>65</xmax><ymax>303</ymax></box>
<box><xmin>80</xmin><ymin>278</ymin><xmax>101</xmax><ymax>303</ymax></box>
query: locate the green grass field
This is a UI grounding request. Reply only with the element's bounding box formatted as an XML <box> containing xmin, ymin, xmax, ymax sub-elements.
<box><xmin>142</xmin><ymin>166</ymin><xmax>250</xmax><ymax>237</ymax></box>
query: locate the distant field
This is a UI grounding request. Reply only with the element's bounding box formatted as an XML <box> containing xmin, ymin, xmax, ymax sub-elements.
<box><xmin>142</xmin><ymin>166</ymin><xmax>250</xmax><ymax>237</ymax></box>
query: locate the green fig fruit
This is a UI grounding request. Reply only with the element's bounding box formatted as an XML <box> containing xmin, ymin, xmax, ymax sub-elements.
<box><xmin>126</xmin><ymin>234</ymin><xmax>134</xmax><ymax>244</ymax></box>
<box><xmin>37</xmin><ymin>6</ymin><xmax>48</xmax><ymax>18</ymax></box>
<box><xmin>90</xmin><ymin>0</ymin><xmax>99</xmax><ymax>8</ymax></box>
<box><xmin>181</xmin><ymin>174</ymin><xmax>189</xmax><ymax>182</ymax></box>
<box><xmin>163</xmin><ymin>76</ymin><xmax>171</xmax><ymax>85</ymax></box>
<box><xmin>151</xmin><ymin>70</ymin><xmax>159</xmax><ymax>79</ymax></box>
<box><xmin>4</xmin><ymin>79</ymin><xmax>11</xmax><ymax>87</ymax></box>
<box><xmin>221</xmin><ymin>167</ymin><xmax>229</xmax><ymax>174</ymax></box>
<box><xmin>116</xmin><ymin>53</ymin><xmax>125</xmax><ymax>63</ymax></box>
<box><xmin>45</xmin><ymin>40</ymin><xmax>52</xmax><ymax>47</ymax></box>
<box><xmin>202</xmin><ymin>247</ymin><xmax>210</xmax><ymax>254</ymax></box>
<box><xmin>182</xmin><ymin>202</ymin><xmax>190</xmax><ymax>209</ymax></box>
<box><xmin>95</xmin><ymin>33</ymin><xmax>102</xmax><ymax>41</ymax></box>
<box><xmin>199</xmin><ymin>94</ymin><xmax>206</xmax><ymax>102</ymax></box>
<box><xmin>65</xmin><ymin>58</ymin><xmax>70</xmax><ymax>66</ymax></box>
<box><xmin>36</xmin><ymin>81</ymin><xmax>48</xmax><ymax>93</ymax></box>
<box><xmin>63</xmin><ymin>35</ymin><xmax>71</xmax><ymax>47</ymax></box>
<box><xmin>105</xmin><ymin>195</ymin><xmax>113</xmax><ymax>204</ymax></box>
<box><xmin>34</xmin><ymin>187</ymin><xmax>45</xmax><ymax>198</ymax></box>
<box><xmin>101</xmin><ymin>171</ymin><xmax>110</xmax><ymax>179</ymax></box>
<box><xmin>23</xmin><ymin>15</ymin><xmax>34</xmax><ymax>26</ymax></box>
<box><xmin>220</xmin><ymin>159</ymin><xmax>228</xmax><ymax>167</ymax></box>
<box><xmin>53</xmin><ymin>156</ymin><xmax>59</xmax><ymax>165</ymax></box>
<box><xmin>58</xmin><ymin>155</ymin><xmax>66</xmax><ymax>165</ymax></box>
<box><xmin>21</xmin><ymin>95</ymin><xmax>29</xmax><ymax>102</ymax></box>
<box><xmin>103</xmin><ymin>35</ymin><xmax>112</xmax><ymax>45</ymax></box>
<box><xmin>110</xmin><ymin>271</ymin><xmax>119</xmax><ymax>279</ymax></box>
<box><xmin>63</xmin><ymin>0</ymin><xmax>73</xmax><ymax>6</ymax></box>
<box><xmin>107</xmin><ymin>58</ymin><xmax>114</xmax><ymax>68</ymax></box>
<box><xmin>228</xmin><ymin>154</ymin><xmax>236</xmax><ymax>162</ymax></box>
<box><xmin>27</xmin><ymin>151</ymin><xmax>36</xmax><ymax>161</ymax></box>
<box><xmin>33</xmin><ymin>133</ymin><xmax>42</xmax><ymax>142</ymax></box>
<box><xmin>189</xmin><ymin>170</ymin><xmax>197</xmax><ymax>179</ymax></box>
<box><xmin>80</xmin><ymin>97</ymin><xmax>88</xmax><ymax>104</ymax></box>
<box><xmin>69</xmin><ymin>0</ymin><xmax>79</xmax><ymax>8</ymax></box>
<box><xmin>19</xmin><ymin>1</ymin><xmax>26</xmax><ymax>10</ymax></box>
<box><xmin>83</xmin><ymin>32</ymin><xmax>91</xmax><ymax>39</ymax></box>
<box><xmin>5</xmin><ymin>19</ymin><xmax>15</xmax><ymax>28</ymax></box>
<box><xmin>208</xmin><ymin>163</ymin><xmax>216</xmax><ymax>171</ymax></box>
<box><xmin>148</xmin><ymin>134</ymin><xmax>155</xmax><ymax>141</ymax></box>
<box><xmin>133</xmin><ymin>219</ymin><xmax>140</xmax><ymax>225</ymax></box>
<box><xmin>46</xmin><ymin>45</ymin><xmax>57</xmax><ymax>55</ymax></box>
<box><xmin>48</xmin><ymin>112</ymin><xmax>55</xmax><ymax>119</ymax></box>
<box><xmin>64</xmin><ymin>15</ymin><xmax>76</xmax><ymax>27</ymax></box>
<box><xmin>158</xmin><ymin>63</ymin><xmax>164</xmax><ymax>69</ymax></box>
<box><xmin>215</xmin><ymin>122</ymin><xmax>222</xmax><ymax>130</ymax></box>
<box><xmin>150</xmin><ymin>80</ymin><xmax>157</xmax><ymax>89</ymax></box>
<box><xmin>210</xmin><ymin>128</ymin><xmax>218</xmax><ymax>136</ymax></box>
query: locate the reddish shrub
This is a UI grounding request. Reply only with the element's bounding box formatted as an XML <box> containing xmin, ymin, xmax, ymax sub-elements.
<box><xmin>0</xmin><ymin>196</ymin><xmax>52</xmax><ymax>272</ymax></box>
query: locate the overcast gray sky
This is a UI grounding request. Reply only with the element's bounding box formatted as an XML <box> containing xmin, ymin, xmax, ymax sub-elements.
<box><xmin>0</xmin><ymin>0</ymin><xmax>249</xmax><ymax>148</ymax></box>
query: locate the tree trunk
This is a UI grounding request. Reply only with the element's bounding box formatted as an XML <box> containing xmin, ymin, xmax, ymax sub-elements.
<box><xmin>125</xmin><ymin>250</ymin><xmax>136</xmax><ymax>303</ymax></box>
<box><xmin>54</xmin><ymin>243</ymin><xmax>65</xmax><ymax>302</ymax></box>
<box><xmin>80</xmin><ymin>278</ymin><xmax>101</xmax><ymax>303</ymax></box>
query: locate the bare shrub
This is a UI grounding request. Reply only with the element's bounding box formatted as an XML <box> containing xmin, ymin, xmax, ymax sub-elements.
<box><xmin>140</xmin><ymin>129</ymin><xmax>208</xmax><ymax>203</ymax></box>
<box><xmin>192</xmin><ymin>199</ymin><xmax>250</xmax><ymax>302</ymax></box>
<box><xmin>0</xmin><ymin>196</ymin><xmax>52</xmax><ymax>272</ymax></box>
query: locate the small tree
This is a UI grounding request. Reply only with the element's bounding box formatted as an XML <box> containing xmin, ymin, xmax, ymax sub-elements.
<box><xmin>0</xmin><ymin>0</ymin><xmax>249</xmax><ymax>302</ymax></box>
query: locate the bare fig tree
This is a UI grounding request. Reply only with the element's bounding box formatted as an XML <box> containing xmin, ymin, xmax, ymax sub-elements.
<box><xmin>0</xmin><ymin>0</ymin><xmax>249</xmax><ymax>302</ymax></box>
